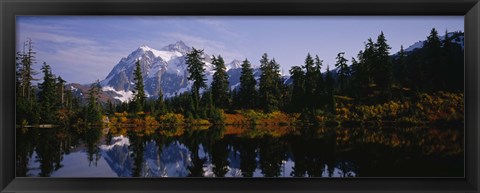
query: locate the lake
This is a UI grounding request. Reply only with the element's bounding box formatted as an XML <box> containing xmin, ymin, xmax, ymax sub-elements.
<box><xmin>16</xmin><ymin>125</ymin><xmax>464</xmax><ymax>177</ymax></box>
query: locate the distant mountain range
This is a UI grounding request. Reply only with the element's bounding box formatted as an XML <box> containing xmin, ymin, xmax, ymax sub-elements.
<box><xmin>67</xmin><ymin>32</ymin><xmax>464</xmax><ymax>104</ymax></box>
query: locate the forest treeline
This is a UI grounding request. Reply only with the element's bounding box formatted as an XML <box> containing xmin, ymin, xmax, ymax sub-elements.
<box><xmin>16</xmin><ymin>28</ymin><xmax>464</xmax><ymax>127</ymax></box>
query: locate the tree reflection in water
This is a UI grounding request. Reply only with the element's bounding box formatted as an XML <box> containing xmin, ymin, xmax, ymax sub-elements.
<box><xmin>16</xmin><ymin>124</ymin><xmax>464</xmax><ymax>177</ymax></box>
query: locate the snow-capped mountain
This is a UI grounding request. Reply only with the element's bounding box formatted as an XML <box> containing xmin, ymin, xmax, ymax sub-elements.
<box><xmin>404</xmin><ymin>31</ymin><xmax>464</xmax><ymax>52</ymax></box>
<box><xmin>100</xmin><ymin>41</ymin><xmax>190</xmax><ymax>101</ymax></box>
<box><xmin>96</xmin><ymin>41</ymin><xmax>248</xmax><ymax>103</ymax></box>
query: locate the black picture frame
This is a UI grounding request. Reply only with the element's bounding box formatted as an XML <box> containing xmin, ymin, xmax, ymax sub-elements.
<box><xmin>1</xmin><ymin>0</ymin><xmax>479</xmax><ymax>192</ymax></box>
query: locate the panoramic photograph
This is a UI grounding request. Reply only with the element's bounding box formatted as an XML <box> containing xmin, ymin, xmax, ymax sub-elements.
<box><xmin>15</xmin><ymin>16</ymin><xmax>464</xmax><ymax>177</ymax></box>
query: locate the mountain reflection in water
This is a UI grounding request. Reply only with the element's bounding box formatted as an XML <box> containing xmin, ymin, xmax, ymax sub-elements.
<box><xmin>16</xmin><ymin>125</ymin><xmax>463</xmax><ymax>177</ymax></box>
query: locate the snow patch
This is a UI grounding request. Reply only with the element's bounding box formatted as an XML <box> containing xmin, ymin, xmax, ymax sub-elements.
<box><xmin>155</xmin><ymin>50</ymin><xmax>183</xmax><ymax>62</ymax></box>
<box><xmin>70</xmin><ymin>86</ymin><xmax>78</xmax><ymax>92</ymax></box>
<box><xmin>405</xmin><ymin>41</ymin><xmax>425</xmax><ymax>52</ymax></box>
<box><xmin>165</xmin><ymin>57</ymin><xmax>187</xmax><ymax>76</ymax></box>
<box><xmin>226</xmin><ymin>59</ymin><xmax>242</xmax><ymax>71</ymax></box>
<box><xmin>102</xmin><ymin>86</ymin><xmax>134</xmax><ymax>102</ymax></box>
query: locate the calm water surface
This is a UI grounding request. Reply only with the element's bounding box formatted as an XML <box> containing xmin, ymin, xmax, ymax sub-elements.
<box><xmin>16</xmin><ymin>125</ymin><xmax>464</xmax><ymax>177</ymax></box>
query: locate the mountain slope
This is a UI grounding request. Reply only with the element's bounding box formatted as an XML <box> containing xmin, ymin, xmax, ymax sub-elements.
<box><xmin>404</xmin><ymin>31</ymin><xmax>464</xmax><ymax>52</ymax></box>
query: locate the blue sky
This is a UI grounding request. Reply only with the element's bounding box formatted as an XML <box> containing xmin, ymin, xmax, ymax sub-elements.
<box><xmin>16</xmin><ymin>16</ymin><xmax>463</xmax><ymax>84</ymax></box>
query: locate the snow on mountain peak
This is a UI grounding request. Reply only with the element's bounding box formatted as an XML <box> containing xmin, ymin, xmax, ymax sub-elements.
<box><xmin>161</xmin><ymin>40</ymin><xmax>191</xmax><ymax>54</ymax></box>
<box><xmin>100</xmin><ymin>40</ymin><xmax>250</xmax><ymax>102</ymax></box>
<box><xmin>139</xmin><ymin>45</ymin><xmax>153</xmax><ymax>51</ymax></box>
<box><xmin>226</xmin><ymin>59</ymin><xmax>242</xmax><ymax>71</ymax></box>
<box><xmin>125</xmin><ymin>45</ymin><xmax>159</xmax><ymax>62</ymax></box>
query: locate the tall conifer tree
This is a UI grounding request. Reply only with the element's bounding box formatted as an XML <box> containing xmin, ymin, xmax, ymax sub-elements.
<box><xmin>211</xmin><ymin>55</ymin><xmax>229</xmax><ymax>108</ymax></box>
<box><xmin>132</xmin><ymin>60</ymin><xmax>146</xmax><ymax>112</ymax></box>
<box><xmin>259</xmin><ymin>53</ymin><xmax>283</xmax><ymax>112</ymax></box>
<box><xmin>325</xmin><ymin>66</ymin><xmax>336</xmax><ymax>114</ymax></box>
<box><xmin>38</xmin><ymin>62</ymin><xmax>58</xmax><ymax>123</ymax></box>
<box><xmin>373</xmin><ymin>31</ymin><xmax>393</xmax><ymax>94</ymax></box>
<box><xmin>186</xmin><ymin>48</ymin><xmax>207</xmax><ymax>113</ymax></box>
<box><xmin>289</xmin><ymin>66</ymin><xmax>305</xmax><ymax>112</ymax></box>
<box><xmin>155</xmin><ymin>89</ymin><xmax>166</xmax><ymax>115</ymax></box>
<box><xmin>239</xmin><ymin>59</ymin><xmax>257</xmax><ymax>109</ymax></box>
<box><xmin>86</xmin><ymin>80</ymin><xmax>102</xmax><ymax>123</ymax></box>
<box><xmin>334</xmin><ymin>52</ymin><xmax>349</xmax><ymax>93</ymax></box>
<box><xmin>314</xmin><ymin>55</ymin><xmax>326</xmax><ymax>109</ymax></box>
<box><xmin>303</xmin><ymin>53</ymin><xmax>316</xmax><ymax>105</ymax></box>
<box><xmin>424</xmin><ymin>28</ymin><xmax>442</xmax><ymax>91</ymax></box>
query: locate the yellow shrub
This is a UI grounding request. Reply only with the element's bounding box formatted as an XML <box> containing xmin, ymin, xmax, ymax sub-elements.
<box><xmin>120</xmin><ymin>116</ymin><xmax>128</xmax><ymax>123</ymax></box>
<box><xmin>109</xmin><ymin>117</ymin><xmax>118</xmax><ymax>126</ymax></box>
<box><xmin>133</xmin><ymin>118</ymin><xmax>144</xmax><ymax>126</ymax></box>
<box><xmin>145</xmin><ymin>115</ymin><xmax>159</xmax><ymax>126</ymax></box>
<box><xmin>159</xmin><ymin>113</ymin><xmax>185</xmax><ymax>125</ymax></box>
<box><xmin>224</xmin><ymin>113</ymin><xmax>248</xmax><ymax>125</ymax></box>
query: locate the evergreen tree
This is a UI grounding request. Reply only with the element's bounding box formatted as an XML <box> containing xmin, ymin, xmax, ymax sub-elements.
<box><xmin>132</xmin><ymin>60</ymin><xmax>146</xmax><ymax>112</ymax></box>
<box><xmin>196</xmin><ymin>89</ymin><xmax>207</xmax><ymax>118</ymax></box>
<box><xmin>239</xmin><ymin>59</ymin><xmax>257</xmax><ymax>109</ymax></box>
<box><xmin>394</xmin><ymin>45</ymin><xmax>408</xmax><ymax>87</ymax></box>
<box><xmin>373</xmin><ymin>31</ymin><xmax>393</xmax><ymax>95</ymax></box>
<box><xmin>38</xmin><ymin>62</ymin><xmax>59</xmax><ymax>123</ymax></box>
<box><xmin>441</xmin><ymin>29</ymin><xmax>452</xmax><ymax>90</ymax></box>
<box><xmin>16</xmin><ymin>39</ymin><xmax>39</xmax><ymax>124</ymax></box>
<box><xmin>200</xmin><ymin>89</ymin><xmax>214</xmax><ymax>119</ymax></box>
<box><xmin>325</xmin><ymin>66</ymin><xmax>336</xmax><ymax>114</ymax></box>
<box><xmin>289</xmin><ymin>66</ymin><xmax>305</xmax><ymax>112</ymax></box>
<box><xmin>229</xmin><ymin>88</ymin><xmax>241</xmax><ymax>111</ymax></box>
<box><xmin>278</xmin><ymin>75</ymin><xmax>289</xmax><ymax>111</ymax></box>
<box><xmin>269</xmin><ymin>58</ymin><xmax>283</xmax><ymax>111</ymax></box>
<box><xmin>424</xmin><ymin>28</ymin><xmax>442</xmax><ymax>91</ymax></box>
<box><xmin>15</xmin><ymin>52</ymin><xmax>22</xmax><ymax>97</ymax></box>
<box><xmin>211</xmin><ymin>55</ymin><xmax>230</xmax><ymax>108</ymax></box>
<box><xmin>56</xmin><ymin>76</ymin><xmax>66</xmax><ymax>107</ymax></box>
<box><xmin>68</xmin><ymin>93</ymin><xmax>82</xmax><ymax>121</ymax></box>
<box><xmin>258</xmin><ymin>53</ymin><xmax>271</xmax><ymax>111</ymax></box>
<box><xmin>351</xmin><ymin>39</ymin><xmax>375</xmax><ymax>99</ymax></box>
<box><xmin>425</xmin><ymin>28</ymin><xmax>442</xmax><ymax>53</ymax></box>
<box><xmin>18</xmin><ymin>39</ymin><xmax>37</xmax><ymax>100</ymax></box>
<box><xmin>186</xmin><ymin>48</ymin><xmax>207</xmax><ymax>113</ymax></box>
<box><xmin>86</xmin><ymin>80</ymin><xmax>102</xmax><ymax>123</ymax></box>
<box><xmin>313</xmin><ymin>55</ymin><xmax>326</xmax><ymax>109</ymax></box>
<box><xmin>268</xmin><ymin>58</ymin><xmax>285</xmax><ymax>111</ymax></box>
<box><xmin>303</xmin><ymin>53</ymin><xmax>316</xmax><ymax>105</ymax></box>
<box><xmin>155</xmin><ymin>89</ymin><xmax>167</xmax><ymax>115</ymax></box>
<box><xmin>64</xmin><ymin>87</ymin><xmax>75</xmax><ymax>111</ymax></box>
<box><xmin>258</xmin><ymin>53</ymin><xmax>282</xmax><ymax>112</ymax></box>
<box><xmin>362</xmin><ymin>38</ymin><xmax>376</xmax><ymax>86</ymax></box>
<box><xmin>334</xmin><ymin>52</ymin><xmax>349</xmax><ymax>93</ymax></box>
<box><xmin>348</xmin><ymin>57</ymin><xmax>361</xmax><ymax>99</ymax></box>
<box><xmin>55</xmin><ymin>76</ymin><xmax>71</xmax><ymax>125</ymax></box>
<box><xmin>106</xmin><ymin>100</ymin><xmax>115</xmax><ymax>115</ymax></box>
<box><xmin>443</xmin><ymin>31</ymin><xmax>464</xmax><ymax>91</ymax></box>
